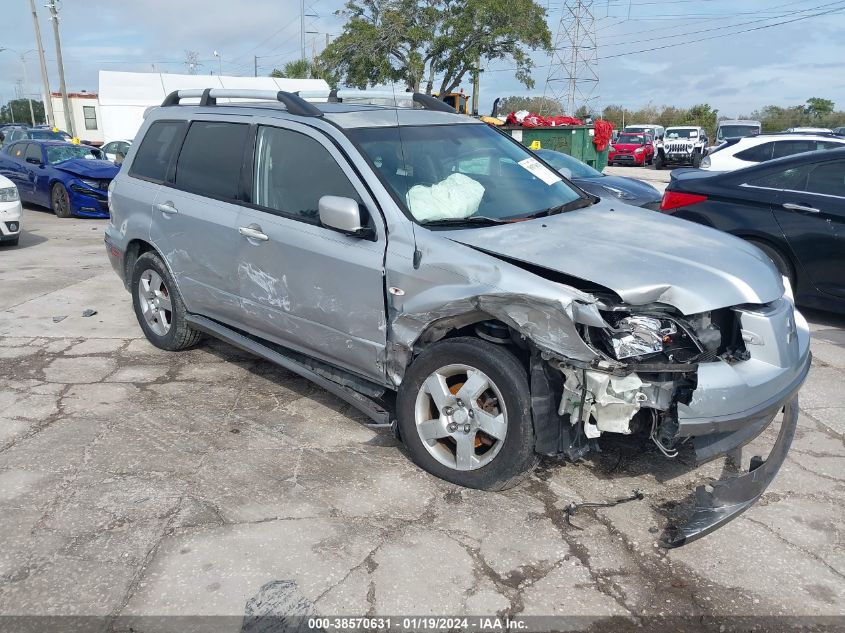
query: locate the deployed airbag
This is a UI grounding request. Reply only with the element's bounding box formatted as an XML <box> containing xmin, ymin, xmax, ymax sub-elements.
<box><xmin>406</xmin><ymin>173</ymin><xmax>485</xmax><ymax>221</ymax></box>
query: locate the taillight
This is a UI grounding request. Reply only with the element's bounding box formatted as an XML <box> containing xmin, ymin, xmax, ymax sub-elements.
<box><xmin>660</xmin><ymin>190</ymin><xmax>708</xmax><ymax>212</ymax></box>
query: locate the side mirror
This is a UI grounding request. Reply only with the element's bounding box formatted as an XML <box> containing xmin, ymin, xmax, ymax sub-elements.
<box><xmin>559</xmin><ymin>167</ymin><xmax>572</xmax><ymax>180</ymax></box>
<box><xmin>25</xmin><ymin>157</ymin><xmax>43</xmax><ymax>166</ymax></box>
<box><xmin>318</xmin><ymin>195</ymin><xmax>372</xmax><ymax>238</ymax></box>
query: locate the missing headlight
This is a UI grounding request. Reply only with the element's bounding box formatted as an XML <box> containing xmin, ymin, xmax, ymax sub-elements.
<box><xmin>605</xmin><ymin>315</ymin><xmax>677</xmax><ymax>360</ymax></box>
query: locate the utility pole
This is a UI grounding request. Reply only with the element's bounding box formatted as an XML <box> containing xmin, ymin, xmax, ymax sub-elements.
<box><xmin>300</xmin><ymin>0</ymin><xmax>306</xmax><ymax>61</ymax></box>
<box><xmin>20</xmin><ymin>54</ymin><xmax>36</xmax><ymax>125</ymax></box>
<box><xmin>28</xmin><ymin>0</ymin><xmax>54</xmax><ymax>126</ymax></box>
<box><xmin>46</xmin><ymin>0</ymin><xmax>73</xmax><ymax>136</ymax></box>
<box><xmin>254</xmin><ymin>55</ymin><xmax>258</xmax><ymax>77</ymax></box>
<box><xmin>471</xmin><ymin>54</ymin><xmax>481</xmax><ymax>116</ymax></box>
<box><xmin>542</xmin><ymin>0</ymin><xmax>599</xmax><ymax>116</ymax></box>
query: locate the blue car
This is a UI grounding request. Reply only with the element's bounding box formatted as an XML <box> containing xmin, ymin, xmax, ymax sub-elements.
<box><xmin>0</xmin><ymin>140</ymin><xmax>118</xmax><ymax>218</ymax></box>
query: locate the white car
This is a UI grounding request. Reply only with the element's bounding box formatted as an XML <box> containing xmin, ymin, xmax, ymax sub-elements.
<box><xmin>101</xmin><ymin>139</ymin><xmax>132</xmax><ymax>163</ymax></box>
<box><xmin>0</xmin><ymin>174</ymin><xmax>22</xmax><ymax>246</ymax></box>
<box><xmin>701</xmin><ymin>133</ymin><xmax>845</xmax><ymax>171</ymax></box>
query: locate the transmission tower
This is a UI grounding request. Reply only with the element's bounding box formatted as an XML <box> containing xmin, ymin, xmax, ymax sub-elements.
<box><xmin>542</xmin><ymin>0</ymin><xmax>599</xmax><ymax>116</ymax></box>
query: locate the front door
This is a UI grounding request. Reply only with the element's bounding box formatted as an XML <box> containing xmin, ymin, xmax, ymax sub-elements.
<box><xmin>773</xmin><ymin>158</ymin><xmax>845</xmax><ymax>299</ymax></box>
<box><xmin>235</xmin><ymin>122</ymin><xmax>388</xmax><ymax>382</ymax></box>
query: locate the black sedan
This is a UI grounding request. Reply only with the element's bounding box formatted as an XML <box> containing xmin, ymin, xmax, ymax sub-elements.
<box><xmin>535</xmin><ymin>149</ymin><xmax>663</xmax><ymax>209</ymax></box>
<box><xmin>660</xmin><ymin>147</ymin><xmax>845</xmax><ymax>313</ymax></box>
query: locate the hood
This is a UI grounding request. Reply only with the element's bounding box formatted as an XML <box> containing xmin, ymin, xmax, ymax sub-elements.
<box><xmin>54</xmin><ymin>158</ymin><xmax>119</xmax><ymax>179</ymax></box>
<box><xmin>440</xmin><ymin>202</ymin><xmax>784</xmax><ymax>314</ymax></box>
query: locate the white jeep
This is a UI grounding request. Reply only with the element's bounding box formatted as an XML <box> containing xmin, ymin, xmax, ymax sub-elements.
<box><xmin>655</xmin><ymin>126</ymin><xmax>708</xmax><ymax>169</ymax></box>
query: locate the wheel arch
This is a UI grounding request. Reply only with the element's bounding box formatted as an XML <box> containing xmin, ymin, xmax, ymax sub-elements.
<box><xmin>735</xmin><ymin>232</ymin><xmax>799</xmax><ymax>289</ymax></box>
<box><xmin>123</xmin><ymin>239</ymin><xmax>188</xmax><ymax>306</ymax></box>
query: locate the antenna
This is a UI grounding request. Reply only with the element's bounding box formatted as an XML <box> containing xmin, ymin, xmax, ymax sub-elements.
<box><xmin>542</xmin><ymin>0</ymin><xmax>599</xmax><ymax>116</ymax></box>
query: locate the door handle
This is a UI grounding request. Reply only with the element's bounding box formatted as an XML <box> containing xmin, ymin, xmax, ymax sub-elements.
<box><xmin>782</xmin><ymin>202</ymin><xmax>820</xmax><ymax>214</ymax></box>
<box><xmin>238</xmin><ymin>225</ymin><xmax>269</xmax><ymax>241</ymax></box>
<box><xmin>156</xmin><ymin>201</ymin><xmax>178</xmax><ymax>215</ymax></box>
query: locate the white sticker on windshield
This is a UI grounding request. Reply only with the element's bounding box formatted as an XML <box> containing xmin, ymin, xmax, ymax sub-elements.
<box><xmin>518</xmin><ymin>157</ymin><xmax>562</xmax><ymax>186</ymax></box>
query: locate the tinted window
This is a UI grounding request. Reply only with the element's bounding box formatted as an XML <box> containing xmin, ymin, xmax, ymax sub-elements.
<box><xmin>175</xmin><ymin>121</ymin><xmax>249</xmax><ymax>200</ymax></box>
<box><xmin>772</xmin><ymin>140</ymin><xmax>817</xmax><ymax>159</ymax></box>
<box><xmin>749</xmin><ymin>165</ymin><xmax>812</xmax><ymax>190</ymax></box>
<box><xmin>130</xmin><ymin>120</ymin><xmax>187</xmax><ymax>182</ymax></box>
<box><xmin>735</xmin><ymin>142</ymin><xmax>774</xmax><ymax>163</ymax></box>
<box><xmin>253</xmin><ymin>126</ymin><xmax>360</xmax><ymax>222</ymax></box>
<box><xmin>24</xmin><ymin>144</ymin><xmax>42</xmax><ymax>162</ymax></box>
<box><xmin>9</xmin><ymin>142</ymin><xmax>25</xmax><ymax>159</ymax></box>
<box><xmin>806</xmin><ymin>162</ymin><xmax>845</xmax><ymax>197</ymax></box>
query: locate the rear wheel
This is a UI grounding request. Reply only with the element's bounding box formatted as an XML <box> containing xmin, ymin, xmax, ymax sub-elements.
<box><xmin>748</xmin><ymin>240</ymin><xmax>795</xmax><ymax>290</ymax></box>
<box><xmin>131</xmin><ymin>251</ymin><xmax>202</xmax><ymax>351</ymax></box>
<box><xmin>396</xmin><ymin>337</ymin><xmax>536</xmax><ymax>491</ymax></box>
<box><xmin>51</xmin><ymin>183</ymin><xmax>71</xmax><ymax>218</ymax></box>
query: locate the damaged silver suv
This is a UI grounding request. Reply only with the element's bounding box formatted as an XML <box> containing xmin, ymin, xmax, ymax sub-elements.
<box><xmin>106</xmin><ymin>89</ymin><xmax>810</xmax><ymax>546</ymax></box>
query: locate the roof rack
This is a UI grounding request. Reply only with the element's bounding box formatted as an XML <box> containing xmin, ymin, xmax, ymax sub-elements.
<box><xmin>296</xmin><ymin>89</ymin><xmax>457</xmax><ymax>113</ymax></box>
<box><xmin>160</xmin><ymin>88</ymin><xmax>323</xmax><ymax>117</ymax></box>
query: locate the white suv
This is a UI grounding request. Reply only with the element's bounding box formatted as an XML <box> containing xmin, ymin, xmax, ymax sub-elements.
<box><xmin>702</xmin><ymin>134</ymin><xmax>845</xmax><ymax>171</ymax></box>
<box><xmin>0</xmin><ymin>174</ymin><xmax>22</xmax><ymax>246</ymax></box>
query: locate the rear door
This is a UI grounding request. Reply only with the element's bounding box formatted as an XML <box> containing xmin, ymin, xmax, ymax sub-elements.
<box><xmin>149</xmin><ymin>118</ymin><xmax>250</xmax><ymax>326</ymax></box>
<box><xmin>235</xmin><ymin>122</ymin><xmax>388</xmax><ymax>382</ymax></box>
<box><xmin>772</xmin><ymin>159</ymin><xmax>845</xmax><ymax>298</ymax></box>
<box><xmin>1</xmin><ymin>143</ymin><xmax>30</xmax><ymax>196</ymax></box>
<box><xmin>24</xmin><ymin>143</ymin><xmax>47</xmax><ymax>204</ymax></box>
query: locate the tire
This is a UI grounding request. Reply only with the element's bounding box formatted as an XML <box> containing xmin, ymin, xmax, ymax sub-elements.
<box><xmin>747</xmin><ymin>240</ymin><xmax>796</xmax><ymax>290</ymax></box>
<box><xmin>51</xmin><ymin>182</ymin><xmax>72</xmax><ymax>218</ymax></box>
<box><xmin>692</xmin><ymin>151</ymin><xmax>703</xmax><ymax>168</ymax></box>
<box><xmin>654</xmin><ymin>153</ymin><xmax>665</xmax><ymax>170</ymax></box>
<box><xmin>396</xmin><ymin>337</ymin><xmax>537</xmax><ymax>491</ymax></box>
<box><xmin>130</xmin><ymin>251</ymin><xmax>202</xmax><ymax>351</ymax></box>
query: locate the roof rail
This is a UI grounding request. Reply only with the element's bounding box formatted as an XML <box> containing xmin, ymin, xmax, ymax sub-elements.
<box><xmin>160</xmin><ymin>88</ymin><xmax>323</xmax><ymax>117</ymax></box>
<box><xmin>296</xmin><ymin>89</ymin><xmax>457</xmax><ymax>113</ymax></box>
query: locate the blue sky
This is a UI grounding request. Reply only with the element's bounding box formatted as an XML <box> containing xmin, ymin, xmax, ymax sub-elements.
<box><xmin>2</xmin><ymin>0</ymin><xmax>845</xmax><ymax>119</ymax></box>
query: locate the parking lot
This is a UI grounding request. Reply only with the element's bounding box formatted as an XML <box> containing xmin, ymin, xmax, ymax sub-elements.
<box><xmin>1</xmin><ymin>199</ymin><xmax>843</xmax><ymax>630</ymax></box>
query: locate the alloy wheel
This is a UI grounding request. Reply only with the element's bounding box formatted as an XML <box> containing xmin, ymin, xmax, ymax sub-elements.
<box><xmin>413</xmin><ymin>363</ymin><xmax>508</xmax><ymax>471</ymax></box>
<box><xmin>137</xmin><ymin>269</ymin><xmax>173</xmax><ymax>336</ymax></box>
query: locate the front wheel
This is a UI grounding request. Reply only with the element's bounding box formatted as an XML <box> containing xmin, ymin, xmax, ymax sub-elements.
<box><xmin>692</xmin><ymin>151</ymin><xmax>703</xmax><ymax>168</ymax></box>
<box><xmin>51</xmin><ymin>183</ymin><xmax>72</xmax><ymax>218</ymax></box>
<box><xmin>396</xmin><ymin>337</ymin><xmax>536</xmax><ymax>491</ymax></box>
<box><xmin>654</xmin><ymin>153</ymin><xmax>665</xmax><ymax>170</ymax></box>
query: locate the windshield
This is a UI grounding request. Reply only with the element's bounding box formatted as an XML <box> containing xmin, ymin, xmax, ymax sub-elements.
<box><xmin>348</xmin><ymin>124</ymin><xmax>584</xmax><ymax>224</ymax></box>
<box><xmin>46</xmin><ymin>145</ymin><xmax>103</xmax><ymax>164</ymax></box>
<box><xmin>665</xmin><ymin>129</ymin><xmax>698</xmax><ymax>139</ymax></box>
<box><xmin>717</xmin><ymin>125</ymin><xmax>759</xmax><ymax>139</ymax></box>
<box><xmin>29</xmin><ymin>130</ymin><xmax>66</xmax><ymax>141</ymax></box>
<box><xmin>617</xmin><ymin>134</ymin><xmax>646</xmax><ymax>145</ymax></box>
<box><xmin>536</xmin><ymin>149</ymin><xmax>602</xmax><ymax>178</ymax></box>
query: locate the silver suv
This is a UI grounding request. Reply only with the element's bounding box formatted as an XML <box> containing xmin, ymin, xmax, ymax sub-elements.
<box><xmin>106</xmin><ymin>89</ymin><xmax>810</xmax><ymax>546</ymax></box>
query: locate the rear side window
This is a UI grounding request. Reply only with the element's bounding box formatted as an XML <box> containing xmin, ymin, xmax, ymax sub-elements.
<box><xmin>806</xmin><ymin>161</ymin><xmax>845</xmax><ymax>197</ymax></box>
<box><xmin>252</xmin><ymin>126</ymin><xmax>360</xmax><ymax>222</ymax></box>
<box><xmin>772</xmin><ymin>140</ymin><xmax>819</xmax><ymax>159</ymax></box>
<box><xmin>130</xmin><ymin>120</ymin><xmax>187</xmax><ymax>183</ymax></box>
<box><xmin>175</xmin><ymin>121</ymin><xmax>250</xmax><ymax>200</ymax></box>
<box><xmin>735</xmin><ymin>142</ymin><xmax>774</xmax><ymax>163</ymax></box>
<box><xmin>749</xmin><ymin>165</ymin><xmax>812</xmax><ymax>191</ymax></box>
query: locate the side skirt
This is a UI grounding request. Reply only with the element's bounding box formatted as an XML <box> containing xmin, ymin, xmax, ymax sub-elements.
<box><xmin>186</xmin><ymin>314</ymin><xmax>392</xmax><ymax>427</ymax></box>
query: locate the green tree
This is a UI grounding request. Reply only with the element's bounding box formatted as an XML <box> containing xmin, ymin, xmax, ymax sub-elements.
<box><xmin>497</xmin><ymin>95</ymin><xmax>563</xmax><ymax>116</ymax></box>
<box><xmin>320</xmin><ymin>0</ymin><xmax>552</xmax><ymax>94</ymax></box>
<box><xmin>804</xmin><ymin>97</ymin><xmax>834</xmax><ymax>119</ymax></box>
<box><xmin>271</xmin><ymin>59</ymin><xmax>338</xmax><ymax>87</ymax></box>
<box><xmin>0</xmin><ymin>98</ymin><xmax>45</xmax><ymax>125</ymax></box>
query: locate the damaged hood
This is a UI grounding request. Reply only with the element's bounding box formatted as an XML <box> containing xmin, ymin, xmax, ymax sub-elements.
<box><xmin>440</xmin><ymin>203</ymin><xmax>784</xmax><ymax>314</ymax></box>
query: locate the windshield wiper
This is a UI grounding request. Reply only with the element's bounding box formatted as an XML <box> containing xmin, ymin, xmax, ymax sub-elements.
<box><xmin>420</xmin><ymin>216</ymin><xmax>507</xmax><ymax>227</ymax></box>
<box><xmin>528</xmin><ymin>196</ymin><xmax>595</xmax><ymax>218</ymax></box>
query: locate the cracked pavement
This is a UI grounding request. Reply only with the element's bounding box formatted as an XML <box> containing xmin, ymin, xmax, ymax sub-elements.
<box><xmin>1</xmin><ymin>207</ymin><xmax>844</xmax><ymax>631</ymax></box>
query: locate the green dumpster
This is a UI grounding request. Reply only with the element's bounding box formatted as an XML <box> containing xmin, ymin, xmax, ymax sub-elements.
<box><xmin>502</xmin><ymin>125</ymin><xmax>609</xmax><ymax>172</ymax></box>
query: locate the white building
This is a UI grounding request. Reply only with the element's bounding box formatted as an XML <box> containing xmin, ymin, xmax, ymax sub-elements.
<box><xmin>97</xmin><ymin>71</ymin><xmax>331</xmax><ymax>143</ymax></box>
<box><xmin>50</xmin><ymin>91</ymin><xmax>104</xmax><ymax>143</ymax></box>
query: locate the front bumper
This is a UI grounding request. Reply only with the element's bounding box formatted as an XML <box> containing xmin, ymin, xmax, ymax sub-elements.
<box><xmin>609</xmin><ymin>153</ymin><xmax>645</xmax><ymax>165</ymax></box>
<box><xmin>662</xmin><ymin>397</ymin><xmax>799</xmax><ymax>547</ymax></box>
<box><xmin>0</xmin><ymin>200</ymin><xmax>22</xmax><ymax>238</ymax></box>
<box><xmin>69</xmin><ymin>184</ymin><xmax>110</xmax><ymax>218</ymax></box>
